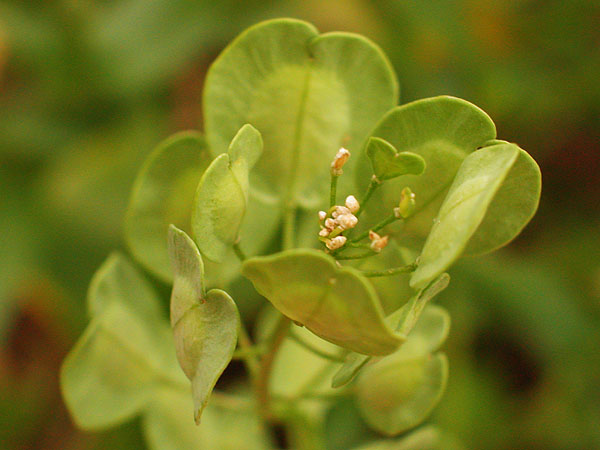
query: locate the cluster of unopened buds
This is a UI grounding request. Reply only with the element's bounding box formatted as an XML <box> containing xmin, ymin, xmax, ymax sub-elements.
<box><xmin>319</xmin><ymin>146</ymin><xmax>397</xmax><ymax>254</ymax></box>
<box><xmin>318</xmin><ymin>195</ymin><xmax>360</xmax><ymax>250</ymax></box>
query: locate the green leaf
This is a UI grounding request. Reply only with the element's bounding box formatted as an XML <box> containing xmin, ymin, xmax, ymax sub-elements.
<box><xmin>388</xmin><ymin>274</ymin><xmax>450</xmax><ymax>338</ymax></box>
<box><xmin>400</xmin><ymin>305</ymin><xmax>451</xmax><ymax>356</ymax></box>
<box><xmin>356</xmin><ymin>96</ymin><xmax>497</xmax><ymax>247</ymax></box>
<box><xmin>168</xmin><ymin>226</ymin><xmax>240</xmax><ymax>423</ymax></box>
<box><xmin>191</xmin><ymin>125</ymin><xmax>262</xmax><ymax>262</ymax></box>
<box><xmin>463</xmin><ymin>146</ymin><xmax>541</xmax><ymax>256</ymax></box>
<box><xmin>242</xmin><ymin>249</ymin><xmax>403</xmax><ymax>355</ymax></box>
<box><xmin>143</xmin><ymin>387</ymin><xmax>273</xmax><ymax>450</ymax></box>
<box><xmin>410</xmin><ymin>143</ymin><xmax>537</xmax><ymax>288</ymax></box>
<box><xmin>355</xmin><ymin>350</ymin><xmax>449</xmax><ymax>436</ymax></box>
<box><xmin>366</xmin><ymin>137</ymin><xmax>426</xmax><ymax>181</ymax></box>
<box><xmin>351</xmin><ymin>426</ymin><xmax>442</xmax><ymax>450</ymax></box>
<box><xmin>124</xmin><ymin>131</ymin><xmax>211</xmax><ymax>281</ymax></box>
<box><xmin>332</xmin><ymin>274</ymin><xmax>449</xmax><ymax>388</ymax></box>
<box><xmin>204</xmin><ymin>18</ymin><xmax>398</xmax><ymax>207</ymax></box>
<box><xmin>61</xmin><ymin>254</ymin><xmax>182</xmax><ymax>430</ymax></box>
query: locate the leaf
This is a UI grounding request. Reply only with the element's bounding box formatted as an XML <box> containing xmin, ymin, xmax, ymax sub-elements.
<box><xmin>204</xmin><ymin>18</ymin><xmax>398</xmax><ymax>207</ymax></box>
<box><xmin>124</xmin><ymin>131</ymin><xmax>211</xmax><ymax>281</ymax></box>
<box><xmin>355</xmin><ymin>349</ymin><xmax>449</xmax><ymax>436</ymax></box>
<box><xmin>400</xmin><ymin>305</ymin><xmax>451</xmax><ymax>356</ymax></box>
<box><xmin>242</xmin><ymin>249</ymin><xmax>403</xmax><ymax>355</ymax></box>
<box><xmin>366</xmin><ymin>137</ymin><xmax>426</xmax><ymax>181</ymax></box>
<box><xmin>61</xmin><ymin>254</ymin><xmax>183</xmax><ymax>430</ymax></box>
<box><xmin>191</xmin><ymin>125</ymin><xmax>262</xmax><ymax>262</ymax></box>
<box><xmin>356</xmin><ymin>96</ymin><xmax>497</xmax><ymax>247</ymax></box>
<box><xmin>331</xmin><ymin>274</ymin><xmax>449</xmax><ymax>388</ymax></box>
<box><xmin>463</xmin><ymin>146</ymin><xmax>541</xmax><ymax>256</ymax></box>
<box><xmin>410</xmin><ymin>143</ymin><xmax>538</xmax><ymax>288</ymax></box>
<box><xmin>351</xmin><ymin>426</ymin><xmax>442</xmax><ymax>450</ymax></box>
<box><xmin>143</xmin><ymin>387</ymin><xmax>273</xmax><ymax>450</ymax></box>
<box><xmin>388</xmin><ymin>275</ymin><xmax>450</xmax><ymax>338</ymax></box>
<box><xmin>168</xmin><ymin>225</ymin><xmax>240</xmax><ymax>423</ymax></box>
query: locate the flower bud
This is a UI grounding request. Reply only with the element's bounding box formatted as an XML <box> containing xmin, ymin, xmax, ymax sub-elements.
<box><xmin>337</xmin><ymin>213</ymin><xmax>358</xmax><ymax>230</ymax></box>
<box><xmin>325</xmin><ymin>218</ymin><xmax>337</xmax><ymax>230</ymax></box>
<box><xmin>345</xmin><ymin>195</ymin><xmax>360</xmax><ymax>213</ymax></box>
<box><xmin>326</xmin><ymin>235</ymin><xmax>347</xmax><ymax>250</ymax></box>
<box><xmin>318</xmin><ymin>210</ymin><xmax>327</xmax><ymax>221</ymax></box>
<box><xmin>332</xmin><ymin>205</ymin><xmax>351</xmax><ymax>218</ymax></box>
<box><xmin>330</xmin><ymin>147</ymin><xmax>350</xmax><ymax>176</ymax></box>
<box><xmin>368</xmin><ymin>230</ymin><xmax>389</xmax><ymax>252</ymax></box>
<box><xmin>394</xmin><ymin>187</ymin><xmax>416</xmax><ymax>219</ymax></box>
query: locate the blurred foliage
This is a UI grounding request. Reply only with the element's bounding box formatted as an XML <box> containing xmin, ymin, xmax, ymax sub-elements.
<box><xmin>1</xmin><ymin>0</ymin><xmax>598</xmax><ymax>449</ymax></box>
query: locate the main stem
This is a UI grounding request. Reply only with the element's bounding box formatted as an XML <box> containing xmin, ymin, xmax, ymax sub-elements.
<box><xmin>330</xmin><ymin>173</ymin><xmax>339</xmax><ymax>207</ymax></box>
<box><xmin>256</xmin><ymin>314</ymin><xmax>291</xmax><ymax>423</ymax></box>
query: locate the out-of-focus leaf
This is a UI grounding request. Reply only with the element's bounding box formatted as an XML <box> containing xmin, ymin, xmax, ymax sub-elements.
<box><xmin>168</xmin><ymin>226</ymin><xmax>239</xmax><ymax>423</ymax></box>
<box><xmin>351</xmin><ymin>425</ymin><xmax>442</xmax><ymax>450</ymax></box>
<box><xmin>242</xmin><ymin>249</ymin><xmax>403</xmax><ymax>355</ymax></box>
<box><xmin>125</xmin><ymin>131</ymin><xmax>211</xmax><ymax>281</ymax></box>
<box><xmin>356</xmin><ymin>351</ymin><xmax>448</xmax><ymax>436</ymax></box>
<box><xmin>355</xmin><ymin>306</ymin><xmax>450</xmax><ymax>436</ymax></box>
<box><xmin>411</xmin><ymin>143</ymin><xmax>539</xmax><ymax>288</ymax></box>
<box><xmin>143</xmin><ymin>387</ymin><xmax>273</xmax><ymax>450</ymax></box>
<box><xmin>61</xmin><ymin>254</ymin><xmax>182</xmax><ymax>430</ymax></box>
<box><xmin>204</xmin><ymin>18</ymin><xmax>398</xmax><ymax>207</ymax></box>
<box><xmin>366</xmin><ymin>137</ymin><xmax>425</xmax><ymax>181</ymax></box>
<box><xmin>192</xmin><ymin>125</ymin><xmax>262</xmax><ymax>262</ymax></box>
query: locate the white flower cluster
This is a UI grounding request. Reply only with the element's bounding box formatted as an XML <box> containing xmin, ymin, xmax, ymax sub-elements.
<box><xmin>319</xmin><ymin>195</ymin><xmax>360</xmax><ymax>250</ymax></box>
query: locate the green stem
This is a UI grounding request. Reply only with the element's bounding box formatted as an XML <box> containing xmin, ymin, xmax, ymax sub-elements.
<box><xmin>236</xmin><ymin>322</ymin><xmax>260</xmax><ymax>380</ymax></box>
<box><xmin>330</xmin><ymin>173</ymin><xmax>339</xmax><ymax>207</ymax></box>
<box><xmin>335</xmin><ymin>250</ymin><xmax>378</xmax><ymax>260</ymax></box>
<box><xmin>289</xmin><ymin>329</ymin><xmax>346</xmax><ymax>363</ymax></box>
<box><xmin>256</xmin><ymin>315</ymin><xmax>291</xmax><ymax>423</ymax></box>
<box><xmin>350</xmin><ymin>213</ymin><xmax>399</xmax><ymax>243</ymax></box>
<box><xmin>233</xmin><ymin>242</ymin><xmax>247</xmax><ymax>262</ymax></box>
<box><xmin>355</xmin><ymin>176</ymin><xmax>381</xmax><ymax>218</ymax></box>
<box><xmin>293</xmin><ymin>362</ymin><xmax>337</xmax><ymax>401</ymax></box>
<box><xmin>282</xmin><ymin>207</ymin><xmax>296</xmax><ymax>250</ymax></box>
<box><xmin>361</xmin><ymin>263</ymin><xmax>417</xmax><ymax>278</ymax></box>
<box><xmin>347</xmin><ymin>242</ymin><xmax>372</xmax><ymax>249</ymax></box>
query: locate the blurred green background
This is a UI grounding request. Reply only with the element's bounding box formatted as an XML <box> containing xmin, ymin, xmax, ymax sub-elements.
<box><xmin>1</xmin><ymin>1</ymin><xmax>599</xmax><ymax>449</ymax></box>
